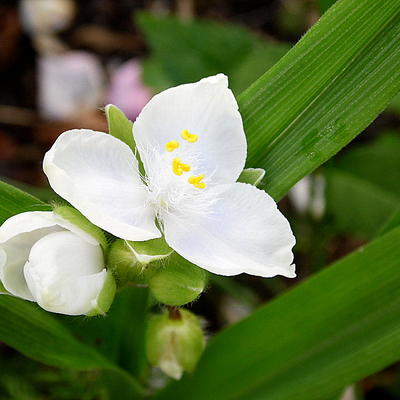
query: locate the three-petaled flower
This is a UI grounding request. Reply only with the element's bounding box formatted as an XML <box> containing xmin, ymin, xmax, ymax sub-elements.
<box><xmin>44</xmin><ymin>74</ymin><xmax>296</xmax><ymax>278</ymax></box>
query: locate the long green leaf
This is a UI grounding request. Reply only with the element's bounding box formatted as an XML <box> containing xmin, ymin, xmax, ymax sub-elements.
<box><xmin>0</xmin><ymin>296</ymin><xmax>144</xmax><ymax>398</ymax></box>
<box><xmin>239</xmin><ymin>0</ymin><xmax>400</xmax><ymax>200</ymax></box>
<box><xmin>0</xmin><ymin>180</ymin><xmax>51</xmax><ymax>224</ymax></box>
<box><xmin>63</xmin><ymin>286</ymin><xmax>150</xmax><ymax>379</ymax></box>
<box><xmin>320</xmin><ymin>0</ymin><xmax>338</xmax><ymax>13</ymax></box>
<box><xmin>326</xmin><ymin>132</ymin><xmax>400</xmax><ymax>239</ymax></box>
<box><xmin>0</xmin><ymin>182</ymin><xmax>144</xmax><ymax>397</ymax></box>
<box><xmin>137</xmin><ymin>12</ymin><xmax>289</xmax><ymax>94</ymax></box>
<box><xmin>154</xmin><ymin>227</ymin><xmax>400</xmax><ymax>400</ymax></box>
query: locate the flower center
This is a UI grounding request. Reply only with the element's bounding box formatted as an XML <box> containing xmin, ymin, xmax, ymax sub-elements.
<box><xmin>165</xmin><ymin>129</ymin><xmax>207</xmax><ymax>189</ymax></box>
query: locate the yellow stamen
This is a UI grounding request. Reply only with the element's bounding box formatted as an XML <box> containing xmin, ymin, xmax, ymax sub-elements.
<box><xmin>181</xmin><ymin>163</ymin><xmax>191</xmax><ymax>172</ymax></box>
<box><xmin>181</xmin><ymin>129</ymin><xmax>198</xmax><ymax>143</ymax></box>
<box><xmin>172</xmin><ymin>157</ymin><xmax>191</xmax><ymax>176</ymax></box>
<box><xmin>188</xmin><ymin>174</ymin><xmax>206</xmax><ymax>189</ymax></box>
<box><xmin>165</xmin><ymin>140</ymin><xmax>180</xmax><ymax>152</ymax></box>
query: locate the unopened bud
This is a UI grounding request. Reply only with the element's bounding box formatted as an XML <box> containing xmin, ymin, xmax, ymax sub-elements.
<box><xmin>148</xmin><ymin>254</ymin><xmax>207</xmax><ymax>306</ymax></box>
<box><xmin>146</xmin><ymin>309</ymin><xmax>205</xmax><ymax>380</ymax></box>
<box><xmin>0</xmin><ymin>210</ymin><xmax>115</xmax><ymax>316</ymax></box>
<box><xmin>107</xmin><ymin>238</ymin><xmax>173</xmax><ymax>287</ymax></box>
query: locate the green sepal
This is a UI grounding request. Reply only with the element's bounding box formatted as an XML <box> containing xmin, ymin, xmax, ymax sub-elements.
<box><xmin>52</xmin><ymin>205</ymin><xmax>108</xmax><ymax>251</ymax></box>
<box><xmin>105</xmin><ymin>104</ymin><xmax>136</xmax><ymax>151</ymax></box>
<box><xmin>127</xmin><ymin>237</ymin><xmax>173</xmax><ymax>264</ymax></box>
<box><xmin>148</xmin><ymin>253</ymin><xmax>208</xmax><ymax>306</ymax></box>
<box><xmin>237</xmin><ymin>168</ymin><xmax>265</xmax><ymax>186</ymax></box>
<box><xmin>105</xmin><ymin>104</ymin><xmax>145</xmax><ymax>175</ymax></box>
<box><xmin>107</xmin><ymin>239</ymin><xmax>146</xmax><ymax>287</ymax></box>
<box><xmin>146</xmin><ymin>309</ymin><xmax>206</xmax><ymax>380</ymax></box>
<box><xmin>86</xmin><ymin>271</ymin><xmax>117</xmax><ymax>317</ymax></box>
<box><xmin>107</xmin><ymin>238</ymin><xmax>173</xmax><ymax>288</ymax></box>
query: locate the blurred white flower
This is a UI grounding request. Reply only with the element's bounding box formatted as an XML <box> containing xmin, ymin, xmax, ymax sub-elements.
<box><xmin>107</xmin><ymin>60</ymin><xmax>152</xmax><ymax>120</ymax></box>
<box><xmin>38</xmin><ymin>51</ymin><xmax>105</xmax><ymax>121</ymax></box>
<box><xmin>19</xmin><ymin>0</ymin><xmax>76</xmax><ymax>35</ymax></box>
<box><xmin>289</xmin><ymin>174</ymin><xmax>325</xmax><ymax>218</ymax></box>
<box><xmin>44</xmin><ymin>74</ymin><xmax>296</xmax><ymax>278</ymax></box>
<box><xmin>0</xmin><ymin>211</ymin><xmax>115</xmax><ymax>316</ymax></box>
<box><xmin>340</xmin><ymin>386</ymin><xmax>356</xmax><ymax>400</ymax></box>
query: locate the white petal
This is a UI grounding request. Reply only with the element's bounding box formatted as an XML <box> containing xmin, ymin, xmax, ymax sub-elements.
<box><xmin>24</xmin><ymin>230</ymin><xmax>107</xmax><ymax>315</ymax></box>
<box><xmin>0</xmin><ymin>211</ymin><xmax>61</xmax><ymax>300</ymax></box>
<box><xmin>0</xmin><ymin>211</ymin><xmax>57</xmax><ymax>243</ymax></box>
<box><xmin>134</xmin><ymin>74</ymin><xmax>247</xmax><ymax>186</ymax></box>
<box><xmin>163</xmin><ymin>183</ymin><xmax>296</xmax><ymax>278</ymax></box>
<box><xmin>43</xmin><ymin>129</ymin><xmax>160</xmax><ymax>241</ymax></box>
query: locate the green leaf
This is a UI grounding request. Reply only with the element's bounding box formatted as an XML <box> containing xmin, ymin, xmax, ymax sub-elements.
<box><xmin>320</xmin><ymin>0</ymin><xmax>338</xmax><ymax>13</ymax></box>
<box><xmin>237</xmin><ymin>168</ymin><xmax>266</xmax><ymax>187</ymax></box>
<box><xmin>105</xmin><ymin>104</ymin><xmax>135</xmax><ymax>151</ymax></box>
<box><xmin>230</xmin><ymin>40</ymin><xmax>290</xmax><ymax>93</ymax></box>
<box><xmin>137</xmin><ymin>12</ymin><xmax>254</xmax><ymax>90</ymax></box>
<box><xmin>326</xmin><ymin>132</ymin><xmax>400</xmax><ymax>239</ymax></box>
<box><xmin>137</xmin><ymin>12</ymin><xmax>288</xmax><ymax>95</ymax></box>
<box><xmin>377</xmin><ymin>205</ymin><xmax>400</xmax><ymax>237</ymax></box>
<box><xmin>1</xmin><ymin>177</ymin><xmax>58</xmax><ymax>203</ymax></box>
<box><xmin>154</xmin><ymin>227</ymin><xmax>400</xmax><ymax>400</ymax></box>
<box><xmin>0</xmin><ymin>281</ymin><xmax>6</xmax><ymax>294</ymax></box>
<box><xmin>0</xmin><ymin>296</ymin><xmax>144</xmax><ymax>397</ymax></box>
<box><xmin>0</xmin><ymin>180</ymin><xmax>51</xmax><ymax>224</ymax></box>
<box><xmin>63</xmin><ymin>286</ymin><xmax>150</xmax><ymax>379</ymax></box>
<box><xmin>239</xmin><ymin>0</ymin><xmax>400</xmax><ymax>200</ymax></box>
<box><xmin>388</xmin><ymin>92</ymin><xmax>400</xmax><ymax>113</ymax></box>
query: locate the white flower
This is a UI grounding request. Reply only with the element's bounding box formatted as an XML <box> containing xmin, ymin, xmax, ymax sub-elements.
<box><xmin>0</xmin><ymin>211</ymin><xmax>115</xmax><ymax>315</ymax></box>
<box><xmin>44</xmin><ymin>74</ymin><xmax>296</xmax><ymax>278</ymax></box>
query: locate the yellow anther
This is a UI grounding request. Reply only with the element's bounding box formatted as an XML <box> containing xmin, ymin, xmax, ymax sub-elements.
<box><xmin>165</xmin><ymin>140</ymin><xmax>180</xmax><ymax>152</ymax></box>
<box><xmin>181</xmin><ymin>163</ymin><xmax>191</xmax><ymax>172</ymax></box>
<box><xmin>188</xmin><ymin>174</ymin><xmax>206</xmax><ymax>189</ymax></box>
<box><xmin>181</xmin><ymin>129</ymin><xmax>198</xmax><ymax>143</ymax></box>
<box><xmin>172</xmin><ymin>157</ymin><xmax>191</xmax><ymax>176</ymax></box>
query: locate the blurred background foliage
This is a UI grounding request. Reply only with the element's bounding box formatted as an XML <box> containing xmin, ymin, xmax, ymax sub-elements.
<box><xmin>0</xmin><ymin>0</ymin><xmax>399</xmax><ymax>399</ymax></box>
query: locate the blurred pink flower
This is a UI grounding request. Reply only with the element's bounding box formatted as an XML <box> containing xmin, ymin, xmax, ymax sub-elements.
<box><xmin>106</xmin><ymin>60</ymin><xmax>152</xmax><ymax>120</ymax></box>
<box><xmin>39</xmin><ymin>51</ymin><xmax>105</xmax><ymax>121</ymax></box>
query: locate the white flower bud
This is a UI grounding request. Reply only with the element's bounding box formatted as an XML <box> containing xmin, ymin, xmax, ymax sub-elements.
<box><xmin>0</xmin><ymin>211</ymin><xmax>115</xmax><ymax>316</ymax></box>
<box><xmin>146</xmin><ymin>309</ymin><xmax>206</xmax><ymax>380</ymax></box>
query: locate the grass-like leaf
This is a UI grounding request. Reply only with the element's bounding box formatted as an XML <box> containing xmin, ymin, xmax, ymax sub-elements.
<box><xmin>326</xmin><ymin>132</ymin><xmax>400</xmax><ymax>239</ymax></box>
<box><xmin>154</xmin><ymin>227</ymin><xmax>400</xmax><ymax>400</ymax></box>
<box><xmin>240</xmin><ymin>0</ymin><xmax>400</xmax><ymax>200</ymax></box>
<box><xmin>0</xmin><ymin>296</ymin><xmax>144</xmax><ymax>397</ymax></box>
<box><xmin>0</xmin><ymin>181</ymin><xmax>144</xmax><ymax>397</ymax></box>
<box><xmin>0</xmin><ymin>180</ymin><xmax>51</xmax><ymax>224</ymax></box>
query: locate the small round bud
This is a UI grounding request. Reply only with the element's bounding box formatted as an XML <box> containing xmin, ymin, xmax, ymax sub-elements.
<box><xmin>148</xmin><ymin>254</ymin><xmax>207</xmax><ymax>306</ymax></box>
<box><xmin>146</xmin><ymin>309</ymin><xmax>205</xmax><ymax>380</ymax></box>
<box><xmin>107</xmin><ymin>238</ymin><xmax>173</xmax><ymax>287</ymax></box>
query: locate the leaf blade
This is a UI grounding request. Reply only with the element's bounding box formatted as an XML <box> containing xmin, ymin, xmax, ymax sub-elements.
<box><xmin>154</xmin><ymin>227</ymin><xmax>400</xmax><ymax>400</ymax></box>
<box><xmin>0</xmin><ymin>180</ymin><xmax>51</xmax><ymax>224</ymax></box>
<box><xmin>0</xmin><ymin>296</ymin><xmax>145</xmax><ymax>397</ymax></box>
<box><xmin>239</xmin><ymin>0</ymin><xmax>400</xmax><ymax>200</ymax></box>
